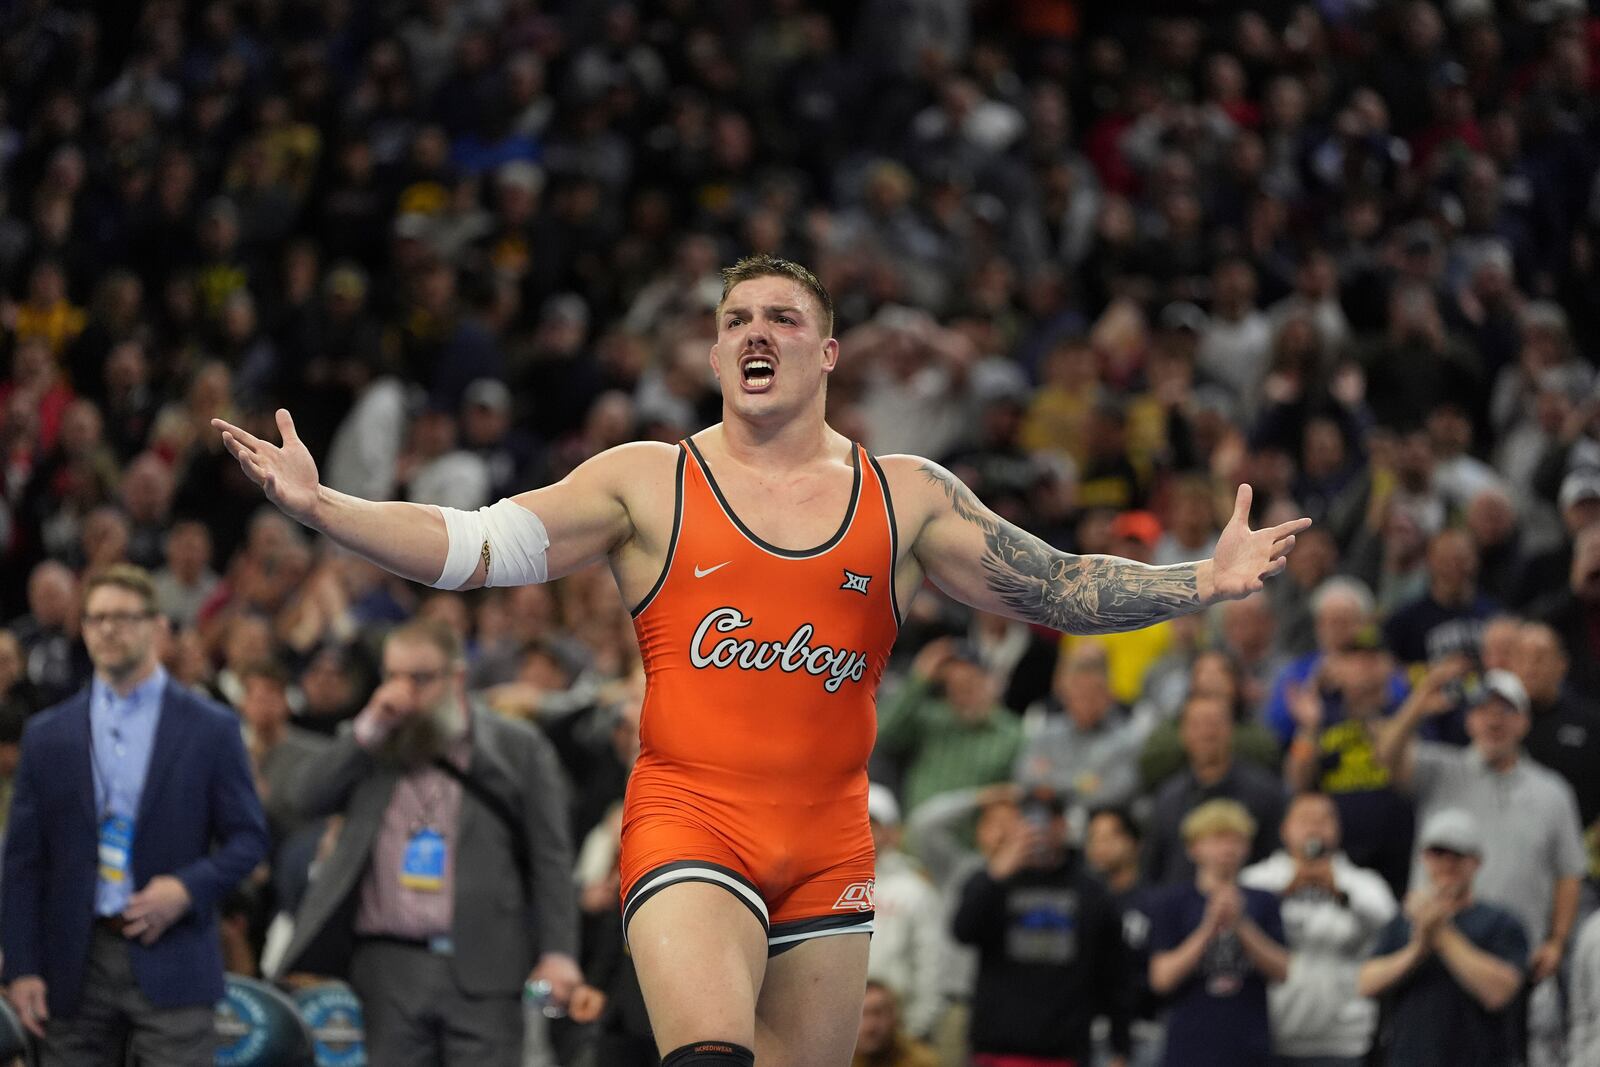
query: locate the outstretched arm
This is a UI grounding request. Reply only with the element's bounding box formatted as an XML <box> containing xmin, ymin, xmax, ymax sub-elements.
<box><xmin>906</xmin><ymin>460</ymin><xmax>1309</xmax><ymax>634</ymax></box>
<box><xmin>214</xmin><ymin>409</ymin><xmax>648</xmax><ymax>589</ymax></box>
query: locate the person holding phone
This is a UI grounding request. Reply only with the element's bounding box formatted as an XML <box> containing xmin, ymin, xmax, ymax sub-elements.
<box><xmin>953</xmin><ymin>786</ymin><xmax>1130</xmax><ymax>1067</ymax></box>
<box><xmin>1240</xmin><ymin>792</ymin><xmax>1397</xmax><ymax>1066</ymax></box>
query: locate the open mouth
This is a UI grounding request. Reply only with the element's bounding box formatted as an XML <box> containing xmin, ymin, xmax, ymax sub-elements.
<box><xmin>739</xmin><ymin>354</ymin><xmax>775</xmax><ymax>391</ymax></box>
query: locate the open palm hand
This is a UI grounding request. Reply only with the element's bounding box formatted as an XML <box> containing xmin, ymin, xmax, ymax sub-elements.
<box><xmin>211</xmin><ymin>409</ymin><xmax>321</xmax><ymax>526</ymax></box>
<box><xmin>1210</xmin><ymin>484</ymin><xmax>1312</xmax><ymax>601</ymax></box>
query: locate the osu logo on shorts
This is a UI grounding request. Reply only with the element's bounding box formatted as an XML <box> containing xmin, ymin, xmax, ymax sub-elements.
<box><xmin>832</xmin><ymin>880</ymin><xmax>875</xmax><ymax>912</ymax></box>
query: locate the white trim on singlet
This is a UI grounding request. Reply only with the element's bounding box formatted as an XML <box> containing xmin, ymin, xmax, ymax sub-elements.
<box><xmin>766</xmin><ymin>917</ymin><xmax>876</xmax><ymax>947</ymax></box>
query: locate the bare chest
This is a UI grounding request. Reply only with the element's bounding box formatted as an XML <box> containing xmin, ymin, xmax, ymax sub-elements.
<box><xmin>608</xmin><ymin>445</ymin><xmax>866</xmax><ymax>608</ymax></box>
<box><xmin>698</xmin><ymin>461</ymin><xmax>859</xmax><ymax>552</ymax></box>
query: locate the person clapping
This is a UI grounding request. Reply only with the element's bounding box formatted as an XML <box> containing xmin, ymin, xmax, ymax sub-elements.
<box><xmin>1357</xmin><ymin>809</ymin><xmax>1525</xmax><ymax>1067</ymax></box>
<box><xmin>1147</xmin><ymin>800</ymin><xmax>1289</xmax><ymax>1067</ymax></box>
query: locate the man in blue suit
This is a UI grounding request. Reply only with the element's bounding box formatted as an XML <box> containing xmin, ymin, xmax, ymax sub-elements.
<box><xmin>1</xmin><ymin>564</ymin><xmax>269</xmax><ymax>1065</ymax></box>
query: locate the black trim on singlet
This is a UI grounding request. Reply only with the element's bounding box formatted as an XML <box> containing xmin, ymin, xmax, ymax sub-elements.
<box><xmin>629</xmin><ymin>445</ymin><xmax>688</xmax><ymax>618</ymax></box>
<box><xmin>683</xmin><ymin>437</ymin><xmax>862</xmax><ymax>559</ymax></box>
<box><xmin>865</xmin><ymin>452</ymin><xmax>902</xmax><ymax>628</ymax></box>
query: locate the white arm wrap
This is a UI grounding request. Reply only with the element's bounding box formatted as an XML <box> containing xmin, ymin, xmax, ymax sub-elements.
<box><xmin>481</xmin><ymin>497</ymin><xmax>550</xmax><ymax>587</ymax></box>
<box><xmin>432</xmin><ymin>504</ymin><xmax>486</xmax><ymax>589</ymax></box>
<box><xmin>430</xmin><ymin>499</ymin><xmax>551</xmax><ymax>589</ymax></box>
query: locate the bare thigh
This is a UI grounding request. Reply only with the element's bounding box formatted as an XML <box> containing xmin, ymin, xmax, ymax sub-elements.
<box><xmin>754</xmin><ymin>934</ymin><xmax>871</xmax><ymax>1067</ymax></box>
<box><xmin>627</xmin><ymin>881</ymin><xmax>769</xmax><ymax>1054</ymax></box>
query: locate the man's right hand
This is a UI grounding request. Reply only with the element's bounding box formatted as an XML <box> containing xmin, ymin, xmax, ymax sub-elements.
<box><xmin>352</xmin><ymin>680</ymin><xmax>417</xmax><ymax>748</ymax></box>
<box><xmin>986</xmin><ymin>819</ymin><xmax>1048</xmax><ymax>881</ymax></box>
<box><xmin>213</xmin><ymin>409</ymin><xmax>322</xmax><ymax>526</ymax></box>
<box><xmin>1286</xmin><ymin>682</ymin><xmax>1325</xmax><ymax>737</ymax></box>
<box><xmin>1405</xmin><ymin>889</ymin><xmax>1454</xmax><ymax>943</ymax></box>
<box><xmin>7</xmin><ymin>976</ymin><xmax>48</xmax><ymax>1038</ymax></box>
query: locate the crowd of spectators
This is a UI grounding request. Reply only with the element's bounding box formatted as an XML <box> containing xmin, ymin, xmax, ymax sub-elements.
<box><xmin>4</xmin><ymin>0</ymin><xmax>1600</xmax><ymax>1064</ymax></box>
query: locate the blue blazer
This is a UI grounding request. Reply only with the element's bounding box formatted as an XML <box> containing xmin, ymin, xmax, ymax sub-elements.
<box><xmin>0</xmin><ymin>680</ymin><xmax>269</xmax><ymax>1016</ymax></box>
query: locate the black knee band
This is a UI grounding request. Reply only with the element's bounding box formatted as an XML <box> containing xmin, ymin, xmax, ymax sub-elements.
<box><xmin>661</xmin><ymin>1040</ymin><xmax>756</xmax><ymax>1066</ymax></box>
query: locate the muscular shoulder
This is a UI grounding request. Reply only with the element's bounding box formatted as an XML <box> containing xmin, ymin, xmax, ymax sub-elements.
<box><xmin>875</xmin><ymin>454</ymin><xmax>964</xmax><ymax>537</ymax></box>
<box><xmin>525</xmin><ymin>439</ymin><xmax>679</xmax><ymax>532</ymax></box>
<box><xmin>570</xmin><ymin>440</ymin><xmax>681</xmax><ymax>490</ymax></box>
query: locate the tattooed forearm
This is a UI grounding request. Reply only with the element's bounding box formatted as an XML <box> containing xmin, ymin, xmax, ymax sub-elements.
<box><xmin>921</xmin><ymin>464</ymin><xmax>1202</xmax><ymax>634</ymax></box>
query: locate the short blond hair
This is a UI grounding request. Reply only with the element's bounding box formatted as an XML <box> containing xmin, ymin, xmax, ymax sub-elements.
<box><xmin>1182</xmin><ymin>799</ymin><xmax>1256</xmax><ymax>843</ymax></box>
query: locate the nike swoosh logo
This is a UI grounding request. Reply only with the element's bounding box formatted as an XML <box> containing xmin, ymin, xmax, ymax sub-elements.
<box><xmin>694</xmin><ymin>562</ymin><xmax>732</xmax><ymax>578</ymax></box>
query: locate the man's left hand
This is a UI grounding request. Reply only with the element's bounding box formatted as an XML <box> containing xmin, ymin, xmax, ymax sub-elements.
<box><xmin>568</xmin><ymin>985</ymin><xmax>608</xmax><ymax>1024</ymax></box>
<box><xmin>1529</xmin><ymin>939</ymin><xmax>1564</xmax><ymax>984</ymax></box>
<box><xmin>527</xmin><ymin>952</ymin><xmax>583</xmax><ymax>1012</ymax></box>
<box><xmin>122</xmin><ymin>876</ymin><xmax>192</xmax><ymax>946</ymax></box>
<box><xmin>1206</xmin><ymin>484</ymin><xmax>1313</xmax><ymax>601</ymax></box>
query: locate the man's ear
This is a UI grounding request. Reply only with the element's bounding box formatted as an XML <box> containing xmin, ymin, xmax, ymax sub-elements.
<box><xmin>709</xmin><ymin>341</ymin><xmax>722</xmax><ymax>379</ymax></box>
<box><xmin>820</xmin><ymin>337</ymin><xmax>839</xmax><ymax>374</ymax></box>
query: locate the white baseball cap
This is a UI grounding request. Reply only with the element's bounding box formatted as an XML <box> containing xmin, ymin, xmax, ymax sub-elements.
<box><xmin>1418</xmin><ymin>808</ymin><xmax>1483</xmax><ymax>857</ymax></box>
<box><xmin>1476</xmin><ymin>669</ymin><xmax>1530</xmax><ymax>715</ymax></box>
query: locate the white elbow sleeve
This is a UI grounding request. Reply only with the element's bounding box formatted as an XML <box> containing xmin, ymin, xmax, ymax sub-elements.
<box><xmin>432</xmin><ymin>499</ymin><xmax>551</xmax><ymax>589</ymax></box>
<box><xmin>480</xmin><ymin>497</ymin><xmax>550</xmax><ymax>587</ymax></box>
<box><xmin>432</xmin><ymin>505</ymin><xmax>488</xmax><ymax>590</ymax></box>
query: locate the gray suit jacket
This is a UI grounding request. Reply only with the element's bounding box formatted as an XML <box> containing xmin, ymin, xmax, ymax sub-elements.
<box><xmin>272</xmin><ymin>705</ymin><xmax>578</xmax><ymax>996</ymax></box>
<box><xmin>260</xmin><ymin>725</ymin><xmax>331</xmax><ymax>841</ymax></box>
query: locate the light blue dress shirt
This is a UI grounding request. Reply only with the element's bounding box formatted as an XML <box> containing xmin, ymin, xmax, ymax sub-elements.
<box><xmin>89</xmin><ymin>665</ymin><xmax>167</xmax><ymax>916</ymax></box>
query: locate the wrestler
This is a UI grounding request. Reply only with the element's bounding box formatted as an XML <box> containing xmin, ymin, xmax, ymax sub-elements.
<box><xmin>215</xmin><ymin>255</ymin><xmax>1308</xmax><ymax>1067</ymax></box>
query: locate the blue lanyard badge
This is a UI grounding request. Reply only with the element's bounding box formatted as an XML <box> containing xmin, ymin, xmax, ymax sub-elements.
<box><xmin>98</xmin><ymin>815</ymin><xmax>134</xmax><ymax>883</ymax></box>
<box><xmin>399</xmin><ymin>828</ymin><xmax>447</xmax><ymax>892</ymax></box>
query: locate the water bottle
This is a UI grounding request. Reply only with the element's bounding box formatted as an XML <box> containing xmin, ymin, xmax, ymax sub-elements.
<box><xmin>523</xmin><ymin>977</ymin><xmax>568</xmax><ymax>1019</ymax></box>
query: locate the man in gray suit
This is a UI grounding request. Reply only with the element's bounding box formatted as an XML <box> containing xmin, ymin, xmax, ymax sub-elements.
<box><xmin>272</xmin><ymin>619</ymin><xmax>581</xmax><ymax>1066</ymax></box>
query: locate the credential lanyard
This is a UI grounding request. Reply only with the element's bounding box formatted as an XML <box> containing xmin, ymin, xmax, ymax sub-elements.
<box><xmin>87</xmin><ymin>704</ymin><xmax>119</xmax><ymax>821</ymax></box>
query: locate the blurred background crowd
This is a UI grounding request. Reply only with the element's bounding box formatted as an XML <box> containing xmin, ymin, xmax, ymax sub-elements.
<box><xmin>4</xmin><ymin>0</ymin><xmax>1600</xmax><ymax>1064</ymax></box>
